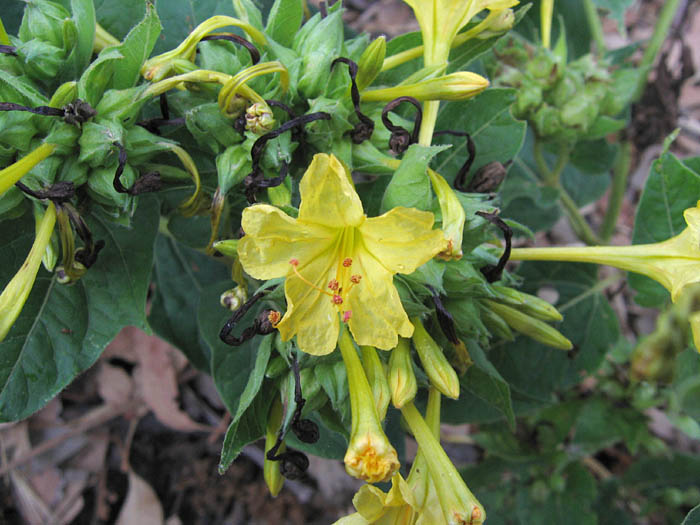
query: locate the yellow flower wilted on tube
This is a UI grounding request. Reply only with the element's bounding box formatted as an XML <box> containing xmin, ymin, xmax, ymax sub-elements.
<box><xmin>237</xmin><ymin>153</ymin><xmax>447</xmax><ymax>355</ymax></box>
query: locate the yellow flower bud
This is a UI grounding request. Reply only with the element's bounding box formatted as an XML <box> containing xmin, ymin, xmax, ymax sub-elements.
<box><xmin>428</xmin><ymin>167</ymin><xmax>465</xmax><ymax>260</ymax></box>
<box><xmin>361</xmin><ymin>72</ymin><xmax>489</xmax><ymax>103</ymax></box>
<box><xmin>411</xmin><ymin>318</ymin><xmax>460</xmax><ymax>399</ymax></box>
<box><xmin>388</xmin><ymin>337</ymin><xmax>417</xmax><ymax>409</ymax></box>
<box><xmin>476</xmin><ymin>9</ymin><xmax>516</xmax><ymax>39</ymax></box>
<box><xmin>361</xmin><ymin>345</ymin><xmax>391</xmax><ymax>420</ymax></box>
<box><xmin>0</xmin><ymin>143</ymin><xmax>56</xmax><ymax>196</ymax></box>
<box><xmin>356</xmin><ymin>36</ymin><xmax>386</xmax><ymax>91</ymax></box>
<box><xmin>339</xmin><ymin>329</ymin><xmax>400</xmax><ymax>483</ymax></box>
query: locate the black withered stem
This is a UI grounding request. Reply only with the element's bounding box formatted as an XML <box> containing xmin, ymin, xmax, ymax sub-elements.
<box><xmin>266</xmin><ymin>99</ymin><xmax>297</xmax><ymax>120</ymax></box>
<box><xmin>111</xmin><ymin>142</ymin><xmax>162</xmax><ymax>195</ymax></box>
<box><xmin>0</xmin><ymin>45</ymin><xmax>17</xmax><ymax>56</ymax></box>
<box><xmin>331</xmin><ymin>57</ymin><xmax>375</xmax><ymax>144</ymax></box>
<box><xmin>159</xmin><ymin>93</ymin><xmax>170</xmax><ymax>120</ymax></box>
<box><xmin>0</xmin><ymin>102</ymin><xmax>64</xmax><ymax>117</ymax></box>
<box><xmin>62</xmin><ymin>202</ymin><xmax>105</xmax><ymax>269</ymax></box>
<box><xmin>136</xmin><ymin>93</ymin><xmax>186</xmax><ymax>134</ymax></box>
<box><xmin>289</xmin><ymin>355</ymin><xmax>320</xmax><ymax>443</ymax></box>
<box><xmin>427</xmin><ymin>285</ymin><xmax>460</xmax><ymax>345</ymax></box>
<box><xmin>244</xmin><ymin>112</ymin><xmax>331</xmax><ymax>203</ymax></box>
<box><xmin>15</xmin><ymin>181</ymin><xmax>75</xmax><ymax>204</ymax></box>
<box><xmin>381</xmin><ymin>96</ymin><xmax>422</xmax><ymax>154</ymax></box>
<box><xmin>433</xmin><ymin>130</ymin><xmax>476</xmax><ymax>192</ymax></box>
<box><xmin>319</xmin><ymin>1</ymin><xmax>328</xmax><ymax>18</ymax></box>
<box><xmin>200</xmin><ymin>33</ymin><xmax>261</xmax><ymax>65</ymax></box>
<box><xmin>475</xmin><ymin>210</ymin><xmax>512</xmax><ymax>283</ymax></box>
<box><xmin>219</xmin><ymin>286</ymin><xmax>278</xmax><ymax>345</ymax></box>
<box><xmin>0</xmin><ymin>100</ymin><xmax>96</xmax><ymax>126</ymax></box>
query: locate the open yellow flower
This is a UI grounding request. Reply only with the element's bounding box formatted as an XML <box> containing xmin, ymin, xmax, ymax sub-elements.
<box><xmin>402</xmin><ymin>0</ymin><xmax>519</xmax><ymax>66</ymax></box>
<box><xmin>238</xmin><ymin>153</ymin><xmax>447</xmax><ymax>355</ymax></box>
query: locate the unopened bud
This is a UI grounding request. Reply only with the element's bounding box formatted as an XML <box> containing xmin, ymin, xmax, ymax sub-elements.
<box><xmin>410</xmin><ymin>318</ymin><xmax>460</xmax><ymax>399</ymax></box>
<box><xmin>362</xmin><ymin>72</ymin><xmax>489</xmax><ymax>103</ymax></box>
<box><xmin>245</xmin><ymin>102</ymin><xmax>275</xmax><ymax>135</ymax></box>
<box><xmin>264</xmin><ymin>399</ymin><xmax>285</xmax><ymax>496</ymax></box>
<box><xmin>388</xmin><ymin>337</ymin><xmax>417</xmax><ymax>409</ymax></box>
<box><xmin>476</xmin><ymin>9</ymin><xmax>515</xmax><ymax>39</ymax></box>
<box><xmin>213</xmin><ymin>239</ymin><xmax>239</xmax><ymax>258</ymax></box>
<box><xmin>491</xmin><ymin>285</ymin><xmax>563</xmax><ymax>322</ymax></box>
<box><xmin>484</xmin><ymin>300</ymin><xmax>572</xmax><ymax>350</ymax></box>
<box><xmin>219</xmin><ymin>285</ymin><xmax>247</xmax><ymax>311</ymax></box>
<box><xmin>361</xmin><ymin>345</ymin><xmax>391</xmax><ymax>420</ymax></box>
<box><xmin>356</xmin><ymin>36</ymin><xmax>386</xmax><ymax>91</ymax></box>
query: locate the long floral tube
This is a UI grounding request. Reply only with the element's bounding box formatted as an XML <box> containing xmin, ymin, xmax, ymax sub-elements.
<box><xmin>0</xmin><ymin>143</ymin><xmax>57</xmax><ymax>196</ymax></box>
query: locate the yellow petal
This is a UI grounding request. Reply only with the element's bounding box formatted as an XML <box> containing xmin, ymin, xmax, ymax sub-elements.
<box><xmin>353</xmin><ymin>484</ymin><xmax>389</xmax><ymax>521</ymax></box>
<box><xmin>360</xmin><ymin>207</ymin><xmax>447</xmax><ymax>274</ymax></box>
<box><xmin>238</xmin><ymin>204</ymin><xmax>334</xmax><ymax>280</ymax></box>
<box><xmin>276</xmin><ymin>247</ymin><xmax>340</xmax><ymax>355</ymax></box>
<box><xmin>299</xmin><ymin>154</ymin><xmax>365</xmax><ymax>228</ymax></box>
<box><xmin>347</xmin><ymin>247</ymin><xmax>414</xmax><ymax>350</ymax></box>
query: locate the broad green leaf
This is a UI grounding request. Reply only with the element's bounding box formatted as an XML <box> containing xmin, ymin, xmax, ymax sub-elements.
<box><xmin>63</xmin><ymin>0</ymin><xmax>96</xmax><ymax>80</ymax></box>
<box><xmin>265</xmin><ymin>0</ymin><xmax>303</xmax><ymax>48</ymax></box>
<box><xmin>630</xmin><ymin>148</ymin><xmax>700</xmax><ymax>307</ymax></box>
<box><xmin>488</xmin><ymin>262</ymin><xmax>619</xmax><ymax>401</ymax></box>
<box><xmin>111</xmin><ymin>4</ymin><xmax>161</xmax><ymax>89</ymax></box>
<box><xmin>462</xmin><ymin>343</ymin><xmax>515</xmax><ymax>428</ymax></box>
<box><xmin>434</xmin><ymin>89</ymin><xmax>526</xmax><ymax>187</ymax></box>
<box><xmin>218</xmin><ymin>387</ymin><xmax>274</xmax><ymax>473</ymax></box>
<box><xmin>232</xmin><ymin>334</ymin><xmax>273</xmax><ymax>421</ymax></box>
<box><xmin>77</xmin><ymin>47</ymin><xmax>123</xmax><ymax>106</ymax></box>
<box><xmin>682</xmin><ymin>504</ymin><xmax>700</xmax><ymax>525</ymax></box>
<box><xmin>0</xmin><ymin>197</ymin><xmax>159</xmax><ymax>422</ymax></box>
<box><xmin>148</xmin><ymin>234</ymin><xmax>230</xmax><ymax>371</ymax></box>
<box><xmin>381</xmin><ymin>144</ymin><xmax>443</xmax><ymax>214</ymax></box>
<box><xmin>314</xmin><ymin>359</ymin><xmax>350</xmax><ymax>424</ymax></box>
<box><xmin>622</xmin><ymin>453</ymin><xmax>700</xmax><ymax>493</ymax></box>
<box><xmin>94</xmin><ymin>0</ymin><xmax>146</xmax><ymax>42</ymax></box>
<box><xmin>1</xmin><ymin>1</ymin><xmax>25</xmax><ymax>35</ymax></box>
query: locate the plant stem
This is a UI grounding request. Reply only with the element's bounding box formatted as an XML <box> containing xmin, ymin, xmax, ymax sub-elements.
<box><xmin>559</xmin><ymin>190</ymin><xmax>603</xmax><ymax>245</ymax></box>
<box><xmin>632</xmin><ymin>0</ymin><xmax>683</xmax><ymax>101</ymax></box>
<box><xmin>582</xmin><ymin>0</ymin><xmax>606</xmax><ymax>55</ymax></box>
<box><xmin>93</xmin><ymin>22</ymin><xmax>120</xmax><ymax>52</ymax></box>
<box><xmin>600</xmin><ymin>140</ymin><xmax>631</xmax><ymax>242</ymax></box>
<box><xmin>418</xmin><ymin>100</ymin><xmax>440</xmax><ymax>146</ymax></box>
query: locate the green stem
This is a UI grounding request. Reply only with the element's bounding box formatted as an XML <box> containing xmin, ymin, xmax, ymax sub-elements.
<box><xmin>582</xmin><ymin>0</ymin><xmax>606</xmax><ymax>55</ymax></box>
<box><xmin>600</xmin><ymin>140</ymin><xmax>631</xmax><ymax>242</ymax></box>
<box><xmin>418</xmin><ymin>100</ymin><xmax>440</xmax><ymax>146</ymax></box>
<box><xmin>632</xmin><ymin>0</ymin><xmax>683</xmax><ymax>101</ymax></box>
<box><xmin>559</xmin><ymin>189</ymin><xmax>603</xmax><ymax>246</ymax></box>
<box><xmin>93</xmin><ymin>22</ymin><xmax>120</xmax><ymax>52</ymax></box>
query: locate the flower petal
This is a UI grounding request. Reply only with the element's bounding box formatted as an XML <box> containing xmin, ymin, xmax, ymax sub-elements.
<box><xmin>299</xmin><ymin>154</ymin><xmax>365</xmax><ymax>228</ymax></box>
<box><xmin>238</xmin><ymin>204</ymin><xmax>335</xmax><ymax>280</ymax></box>
<box><xmin>347</xmin><ymin>245</ymin><xmax>414</xmax><ymax>350</ymax></box>
<box><xmin>276</xmin><ymin>247</ymin><xmax>340</xmax><ymax>355</ymax></box>
<box><xmin>360</xmin><ymin>207</ymin><xmax>447</xmax><ymax>275</ymax></box>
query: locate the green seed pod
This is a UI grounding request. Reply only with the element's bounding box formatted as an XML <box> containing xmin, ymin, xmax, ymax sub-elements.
<box><xmin>57</xmin><ymin>155</ymin><xmax>88</xmax><ymax>187</ymax></box>
<box><xmin>480</xmin><ymin>307</ymin><xmax>515</xmax><ymax>342</ymax></box>
<box><xmin>49</xmin><ymin>81</ymin><xmax>78</xmax><ymax>108</ymax></box>
<box><xmin>514</xmin><ymin>82</ymin><xmax>543</xmax><ymax>118</ymax></box>
<box><xmin>410</xmin><ymin>318</ymin><xmax>460</xmax><ymax>399</ymax></box>
<box><xmin>361</xmin><ymin>345</ymin><xmax>390</xmax><ymax>420</ymax></box>
<box><xmin>78</xmin><ymin>120</ymin><xmax>125</xmax><ymax>168</ymax></box>
<box><xmin>124</xmin><ymin>126</ymin><xmax>174</xmax><ymax>166</ymax></box>
<box><xmin>16</xmin><ymin>40</ymin><xmax>65</xmax><ymax>86</ymax></box>
<box><xmin>44</xmin><ymin>121</ymin><xmax>80</xmax><ymax>155</ymax></box>
<box><xmin>0</xmin><ymin>187</ymin><xmax>26</xmax><ymax>221</ymax></box>
<box><xmin>549</xmin><ymin>70</ymin><xmax>583</xmax><ymax>109</ymax></box>
<box><xmin>86</xmin><ymin>162</ymin><xmax>134</xmax><ymax>209</ymax></box>
<box><xmin>0</xmin><ymin>112</ymin><xmax>40</xmax><ymax>151</ymax></box>
<box><xmin>532</xmin><ymin>103</ymin><xmax>562</xmax><ymax>138</ymax></box>
<box><xmin>484</xmin><ymin>300</ymin><xmax>572</xmax><ymax>350</ymax></box>
<box><xmin>19</xmin><ymin>0</ymin><xmax>72</xmax><ymax>50</ymax></box>
<box><xmin>388</xmin><ymin>337</ymin><xmax>417</xmax><ymax>409</ymax></box>
<box><xmin>266</xmin><ymin>356</ymin><xmax>288</xmax><ymax>379</ymax></box>
<box><xmin>185</xmin><ymin>103</ymin><xmax>240</xmax><ymax>154</ymax></box>
<box><xmin>95</xmin><ymin>87</ymin><xmax>149</xmax><ymax>123</ymax></box>
<box><xmin>355</xmin><ymin>36</ymin><xmax>386</xmax><ymax>91</ymax></box>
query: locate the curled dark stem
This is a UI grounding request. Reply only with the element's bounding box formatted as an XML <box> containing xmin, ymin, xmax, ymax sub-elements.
<box><xmin>219</xmin><ymin>286</ymin><xmax>278</xmax><ymax>345</ymax></box>
<box><xmin>475</xmin><ymin>211</ymin><xmax>512</xmax><ymax>283</ymax></box>
<box><xmin>427</xmin><ymin>285</ymin><xmax>459</xmax><ymax>345</ymax></box>
<box><xmin>136</xmin><ymin>94</ymin><xmax>186</xmax><ymax>134</ymax></box>
<box><xmin>111</xmin><ymin>142</ymin><xmax>162</xmax><ymax>195</ymax></box>
<box><xmin>244</xmin><ymin>111</ymin><xmax>331</xmax><ymax>203</ymax></box>
<box><xmin>200</xmin><ymin>33</ymin><xmax>261</xmax><ymax>65</ymax></box>
<box><xmin>0</xmin><ymin>45</ymin><xmax>17</xmax><ymax>56</ymax></box>
<box><xmin>331</xmin><ymin>57</ymin><xmax>374</xmax><ymax>144</ymax></box>
<box><xmin>319</xmin><ymin>1</ymin><xmax>328</xmax><ymax>18</ymax></box>
<box><xmin>381</xmin><ymin>96</ymin><xmax>422</xmax><ymax>154</ymax></box>
<box><xmin>61</xmin><ymin>203</ymin><xmax>105</xmax><ymax>269</ymax></box>
<box><xmin>0</xmin><ymin>100</ymin><xmax>97</xmax><ymax>126</ymax></box>
<box><xmin>159</xmin><ymin>93</ymin><xmax>170</xmax><ymax>120</ymax></box>
<box><xmin>266</xmin><ymin>99</ymin><xmax>297</xmax><ymax>120</ymax></box>
<box><xmin>434</xmin><ymin>130</ymin><xmax>476</xmax><ymax>192</ymax></box>
<box><xmin>290</xmin><ymin>354</ymin><xmax>319</xmax><ymax>444</ymax></box>
<box><xmin>15</xmin><ymin>180</ymin><xmax>75</xmax><ymax>204</ymax></box>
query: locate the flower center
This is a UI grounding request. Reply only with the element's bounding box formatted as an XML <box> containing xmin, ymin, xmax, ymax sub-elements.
<box><xmin>288</xmin><ymin>229</ymin><xmax>363</xmax><ymax>322</ymax></box>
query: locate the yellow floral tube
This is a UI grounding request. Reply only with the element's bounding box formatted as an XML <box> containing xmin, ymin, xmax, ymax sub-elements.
<box><xmin>0</xmin><ymin>203</ymin><xmax>57</xmax><ymax>341</ymax></box>
<box><xmin>541</xmin><ymin>0</ymin><xmax>554</xmax><ymax>49</ymax></box>
<box><xmin>0</xmin><ymin>143</ymin><xmax>57</xmax><ymax>197</ymax></box>
<box><xmin>361</xmin><ymin>72</ymin><xmax>489</xmax><ymax>103</ymax></box>
<box><xmin>339</xmin><ymin>328</ymin><xmax>400</xmax><ymax>484</ymax></box>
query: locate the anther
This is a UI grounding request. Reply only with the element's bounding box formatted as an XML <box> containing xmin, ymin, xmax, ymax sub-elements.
<box><xmin>332</xmin><ymin>295</ymin><xmax>343</xmax><ymax>305</ymax></box>
<box><xmin>328</xmin><ymin>279</ymin><xmax>340</xmax><ymax>291</ymax></box>
<box><xmin>342</xmin><ymin>258</ymin><xmax>353</xmax><ymax>267</ymax></box>
<box><xmin>289</xmin><ymin>258</ymin><xmax>299</xmax><ymax>266</ymax></box>
<box><xmin>343</xmin><ymin>311</ymin><xmax>352</xmax><ymax>323</ymax></box>
<box><xmin>350</xmin><ymin>275</ymin><xmax>362</xmax><ymax>284</ymax></box>
<box><xmin>268</xmin><ymin>310</ymin><xmax>281</xmax><ymax>326</ymax></box>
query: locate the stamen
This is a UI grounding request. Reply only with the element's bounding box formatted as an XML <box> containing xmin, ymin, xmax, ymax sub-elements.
<box><xmin>350</xmin><ymin>275</ymin><xmax>361</xmax><ymax>284</ymax></box>
<box><xmin>289</xmin><ymin>258</ymin><xmax>299</xmax><ymax>266</ymax></box>
<box><xmin>328</xmin><ymin>279</ymin><xmax>339</xmax><ymax>291</ymax></box>
<box><xmin>343</xmin><ymin>311</ymin><xmax>352</xmax><ymax>323</ymax></box>
<box><xmin>290</xmin><ymin>260</ymin><xmax>334</xmax><ymax>298</ymax></box>
<box><xmin>268</xmin><ymin>310</ymin><xmax>281</xmax><ymax>326</ymax></box>
<box><xmin>332</xmin><ymin>295</ymin><xmax>343</xmax><ymax>305</ymax></box>
<box><xmin>343</xmin><ymin>258</ymin><xmax>353</xmax><ymax>267</ymax></box>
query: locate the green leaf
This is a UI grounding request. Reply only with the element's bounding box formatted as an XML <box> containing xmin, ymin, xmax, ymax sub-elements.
<box><xmin>488</xmin><ymin>262</ymin><xmax>620</xmax><ymax>401</ymax></box>
<box><xmin>593</xmin><ymin>0</ymin><xmax>635</xmax><ymax>33</ymax></box>
<box><xmin>0</xmin><ymin>197</ymin><xmax>159</xmax><ymax>422</ymax></box>
<box><xmin>64</xmin><ymin>0</ymin><xmax>96</xmax><ymax>80</ymax></box>
<box><xmin>381</xmin><ymin>144</ymin><xmax>448</xmax><ymax>213</ymax></box>
<box><xmin>94</xmin><ymin>0</ymin><xmax>145</xmax><ymax>41</ymax></box>
<box><xmin>77</xmin><ymin>47</ymin><xmax>124</xmax><ymax>106</ymax></box>
<box><xmin>622</xmin><ymin>453</ymin><xmax>700</xmax><ymax>494</ymax></box>
<box><xmin>314</xmin><ymin>359</ymin><xmax>350</xmax><ymax>424</ymax></box>
<box><xmin>148</xmin><ymin>234</ymin><xmax>230</xmax><ymax>371</ymax></box>
<box><xmin>218</xmin><ymin>387</ymin><xmax>274</xmax><ymax>473</ymax></box>
<box><xmin>434</xmin><ymin>89</ymin><xmax>526</xmax><ymax>187</ymax></box>
<box><xmin>111</xmin><ymin>4</ymin><xmax>161</xmax><ymax>89</ymax></box>
<box><xmin>265</xmin><ymin>0</ymin><xmax>302</xmax><ymax>47</ymax></box>
<box><xmin>630</xmin><ymin>147</ymin><xmax>700</xmax><ymax>307</ymax></box>
<box><xmin>682</xmin><ymin>504</ymin><xmax>700</xmax><ymax>525</ymax></box>
<box><xmin>1</xmin><ymin>1</ymin><xmax>25</xmax><ymax>35</ymax></box>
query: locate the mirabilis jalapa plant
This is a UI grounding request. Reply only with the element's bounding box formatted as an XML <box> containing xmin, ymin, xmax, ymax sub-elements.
<box><xmin>1</xmin><ymin>0</ymin><xmax>697</xmax><ymax>522</ymax></box>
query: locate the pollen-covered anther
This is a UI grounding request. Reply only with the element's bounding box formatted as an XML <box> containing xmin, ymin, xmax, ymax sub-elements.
<box><xmin>332</xmin><ymin>294</ymin><xmax>344</xmax><ymax>305</ymax></box>
<box><xmin>268</xmin><ymin>310</ymin><xmax>281</xmax><ymax>326</ymax></box>
<box><xmin>289</xmin><ymin>258</ymin><xmax>299</xmax><ymax>266</ymax></box>
<box><xmin>350</xmin><ymin>274</ymin><xmax>362</xmax><ymax>284</ymax></box>
<box><xmin>342</xmin><ymin>257</ymin><xmax>353</xmax><ymax>267</ymax></box>
<box><xmin>328</xmin><ymin>279</ymin><xmax>340</xmax><ymax>291</ymax></box>
<box><xmin>343</xmin><ymin>310</ymin><xmax>352</xmax><ymax>322</ymax></box>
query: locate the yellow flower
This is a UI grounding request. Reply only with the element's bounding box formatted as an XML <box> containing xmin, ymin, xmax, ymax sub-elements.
<box><xmin>511</xmin><ymin>201</ymin><xmax>700</xmax><ymax>349</ymax></box>
<box><xmin>238</xmin><ymin>153</ymin><xmax>447</xmax><ymax>355</ymax></box>
<box><xmin>402</xmin><ymin>0</ymin><xmax>519</xmax><ymax>66</ymax></box>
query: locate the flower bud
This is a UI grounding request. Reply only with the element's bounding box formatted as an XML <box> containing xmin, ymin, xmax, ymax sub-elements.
<box><xmin>410</xmin><ymin>318</ymin><xmax>460</xmax><ymax>399</ymax></box>
<box><xmin>356</xmin><ymin>36</ymin><xmax>386</xmax><ymax>91</ymax></box>
<box><xmin>480</xmin><ymin>307</ymin><xmax>515</xmax><ymax>342</ymax></box>
<box><xmin>491</xmin><ymin>285</ymin><xmax>563</xmax><ymax>322</ymax></box>
<box><xmin>484</xmin><ymin>299</ymin><xmax>573</xmax><ymax>350</ymax></box>
<box><xmin>388</xmin><ymin>337</ymin><xmax>417</xmax><ymax>409</ymax></box>
<box><xmin>220</xmin><ymin>285</ymin><xmax>247</xmax><ymax>311</ymax></box>
<box><xmin>362</xmin><ymin>72</ymin><xmax>489</xmax><ymax>102</ymax></box>
<box><xmin>361</xmin><ymin>345</ymin><xmax>391</xmax><ymax>420</ymax></box>
<box><xmin>476</xmin><ymin>9</ymin><xmax>515</xmax><ymax>40</ymax></box>
<box><xmin>264</xmin><ymin>399</ymin><xmax>285</xmax><ymax>497</ymax></box>
<box><xmin>295</xmin><ymin>10</ymin><xmax>344</xmax><ymax>98</ymax></box>
<box><xmin>18</xmin><ymin>0</ymin><xmax>71</xmax><ymax>50</ymax></box>
<box><xmin>212</xmin><ymin>239</ymin><xmax>239</xmax><ymax>258</ymax></box>
<box><xmin>428</xmin><ymin>168</ymin><xmax>465</xmax><ymax>260</ymax></box>
<box><xmin>245</xmin><ymin>101</ymin><xmax>276</xmax><ymax>135</ymax></box>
